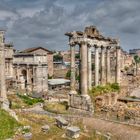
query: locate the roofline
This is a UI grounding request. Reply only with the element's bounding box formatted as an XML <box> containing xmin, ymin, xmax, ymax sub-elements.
<box><xmin>20</xmin><ymin>47</ymin><xmax>53</xmax><ymax>54</ymax></box>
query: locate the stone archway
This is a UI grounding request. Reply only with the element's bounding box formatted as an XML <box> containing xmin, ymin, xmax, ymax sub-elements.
<box><xmin>20</xmin><ymin>69</ymin><xmax>27</xmax><ymax>89</ymax></box>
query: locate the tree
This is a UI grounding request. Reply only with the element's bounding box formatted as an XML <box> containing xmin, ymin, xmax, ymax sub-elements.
<box><xmin>53</xmin><ymin>54</ymin><xmax>63</xmax><ymax>62</ymax></box>
<box><xmin>134</xmin><ymin>55</ymin><xmax>140</xmax><ymax>75</ymax></box>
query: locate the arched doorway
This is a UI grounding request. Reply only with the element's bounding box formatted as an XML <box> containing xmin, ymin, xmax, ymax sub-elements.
<box><xmin>21</xmin><ymin>69</ymin><xmax>27</xmax><ymax>89</ymax></box>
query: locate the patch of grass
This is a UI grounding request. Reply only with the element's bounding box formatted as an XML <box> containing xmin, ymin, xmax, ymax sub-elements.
<box><xmin>17</xmin><ymin>93</ymin><xmax>44</xmax><ymax>106</ymax></box>
<box><xmin>89</xmin><ymin>83</ymin><xmax>120</xmax><ymax>97</ymax></box>
<box><xmin>43</xmin><ymin>101</ymin><xmax>69</xmax><ymax>114</ymax></box>
<box><xmin>0</xmin><ymin>109</ymin><xmax>20</xmax><ymax>140</ymax></box>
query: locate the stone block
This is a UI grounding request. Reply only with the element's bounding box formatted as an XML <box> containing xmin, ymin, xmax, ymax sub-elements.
<box><xmin>66</xmin><ymin>126</ymin><xmax>80</xmax><ymax>138</ymax></box>
<box><xmin>41</xmin><ymin>125</ymin><xmax>50</xmax><ymax>132</ymax></box>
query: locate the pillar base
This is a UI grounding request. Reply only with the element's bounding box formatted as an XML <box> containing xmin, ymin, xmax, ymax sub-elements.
<box><xmin>81</xmin><ymin>94</ymin><xmax>90</xmax><ymax>100</ymax></box>
<box><xmin>68</xmin><ymin>93</ymin><xmax>94</xmax><ymax>116</ymax></box>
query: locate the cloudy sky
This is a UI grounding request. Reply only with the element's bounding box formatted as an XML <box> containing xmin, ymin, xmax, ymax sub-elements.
<box><xmin>0</xmin><ymin>0</ymin><xmax>140</xmax><ymax>51</ymax></box>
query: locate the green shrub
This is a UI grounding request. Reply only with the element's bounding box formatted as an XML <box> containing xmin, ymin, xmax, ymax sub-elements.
<box><xmin>17</xmin><ymin>93</ymin><xmax>44</xmax><ymax>106</ymax></box>
<box><xmin>110</xmin><ymin>83</ymin><xmax>120</xmax><ymax>91</ymax></box>
<box><xmin>90</xmin><ymin>83</ymin><xmax>120</xmax><ymax>97</ymax></box>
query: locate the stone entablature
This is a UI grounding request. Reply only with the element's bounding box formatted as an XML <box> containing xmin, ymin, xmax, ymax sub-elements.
<box><xmin>13</xmin><ymin>53</ymin><xmax>48</xmax><ymax>64</ymax></box>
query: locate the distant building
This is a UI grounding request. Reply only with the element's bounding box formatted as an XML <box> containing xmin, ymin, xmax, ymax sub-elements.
<box><xmin>129</xmin><ymin>49</ymin><xmax>140</xmax><ymax>56</ymax></box>
<box><xmin>20</xmin><ymin>47</ymin><xmax>54</xmax><ymax>77</ymax></box>
<box><xmin>13</xmin><ymin>47</ymin><xmax>53</xmax><ymax>93</ymax></box>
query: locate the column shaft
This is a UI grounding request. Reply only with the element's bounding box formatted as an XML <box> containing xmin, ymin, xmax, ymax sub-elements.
<box><xmin>70</xmin><ymin>45</ymin><xmax>76</xmax><ymax>93</ymax></box>
<box><xmin>101</xmin><ymin>46</ymin><xmax>105</xmax><ymax>85</ymax></box>
<box><xmin>106</xmin><ymin>46</ymin><xmax>111</xmax><ymax>83</ymax></box>
<box><xmin>116</xmin><ymin>46</ymin><xmax>121</xmax><ymax>84</ymax></box>
<box><xmin>88</xmin><ymin>47</ymin><xmax>92</xmax><ymax>90</ymax></box>
<box><xmin>80</xmin><ymin>43</ymin><xmax>88</xmax><ymax>95</ymax></box>
<box><xmin>95</xmin><ymin>46</ymin><xmax>99</xmax><ymax>86</ymax></box>
<box><xmin>0</xmin><ymin>43</ymin><xmax>7</xmax><ymax>99</ymax></box>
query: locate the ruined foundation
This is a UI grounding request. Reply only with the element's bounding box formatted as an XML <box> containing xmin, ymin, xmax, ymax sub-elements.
<box><xmin>68</xmin><ymin>93</ymin><xmax>94</xmax><ymax>117</ymax></box>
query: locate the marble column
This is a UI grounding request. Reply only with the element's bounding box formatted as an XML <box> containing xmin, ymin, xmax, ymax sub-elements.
<box><xmin>88</xmin><ymin>46</ymin><xmax>92</xmax><ymax>90</ymax></box>
<box><xmin>101</xmin><ymin>46</ymin><xmax>105</xmax><ymax>85</ymax></box>
<box><xmin>9</xmin><ymin>60</ymin><xmax>13</xmax><ymax>77</ymax></box>
<box><xmin>80</xmin><ymin>42</ymin><xmax>88</xmax><ymax>96</ymax></box>
<box><xmin>116</xmin><ymin>46</ymin><xmax>121</xmax><ymax>84</ymax></box>
<box><xmin>70</xmin><ymin>45</ymin><xmax>76</xmax><ymax>94</ymax></box>
<box><xmin>106</xmin><ymin>46</ymin><xmax>111</xmax><ymax>83</ymax></box>
<box><xmin>95</xmin><ymin>45</ymin><xmax>99</xmax><ymax>86</ymax></box>
<box><xmin>0</xmin><ymin>42</ymin><xmax>7</xmax><ymax>99</ymax></box>
<box><xmin>26</xmin><ymin>65</ymin><xmax>30</xmax><ymax>90</ymax></box>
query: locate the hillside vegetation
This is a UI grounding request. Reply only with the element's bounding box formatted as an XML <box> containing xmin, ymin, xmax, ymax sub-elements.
<box><xmin>0</xmin><ymin>109</ymin><xmax>19</xmax><ymax>140</ymax></box>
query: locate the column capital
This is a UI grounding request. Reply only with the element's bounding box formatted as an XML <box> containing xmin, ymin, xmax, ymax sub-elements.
<box><xmin>69</xmin><ymin>43</ymin><xmax>76</xmax><ymax>47</ymax></box>
<box><xmin>80</xmin><ymin>40</ymin><xmax>88</xmax><ymax>46</ymax></box>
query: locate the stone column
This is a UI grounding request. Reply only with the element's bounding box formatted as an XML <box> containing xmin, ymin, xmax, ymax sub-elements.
<box><xmin>106</xmin><ymin>46</ymin><xmax>111</xmax><ymax>83</ymax></box>
<box><xmin>80</xmin><ymin>42</ymin><xmax>88</xmax><ymax>96</ymax></box>
<box><xmin>26</xmin><ymin>65</ymin><xmax>30</xmax><ymax>91</ymax></box>
<box><xmin>42</xmin><ymin>65</ymin><xmax>48</xmax><ymax>93</ymax></box>
<box><xmin>9</xmin><ymin>60</ymin><xmax>13</xmax><ymax>77</ymax></box>
<box><xmin>88</xmin><ymin>46</ymin><xmax>92</xmax><ymax>90</ymax></box>
<box><xmin>0</xmin><ymin>42</ymin><xmax>7</xmax><ymax>99</ymax></box>
<box><xmin>101</xmin><ymin>46</ymin><xmax>105</xmax><ymax>85</ymax></box>
<box><xmin>94</xmin><ymin>45</ymin><xmax>99</xmax><ymax>86</ymax></box>
<box><xmin>116</xmin><ymin>46</ymin><xmax>121</xmax><ymax>84</ymax></box>
<box><xmin>70</xmin><ymin>45</ymin><xmax>76</xmax><ymax>94</ymax></box>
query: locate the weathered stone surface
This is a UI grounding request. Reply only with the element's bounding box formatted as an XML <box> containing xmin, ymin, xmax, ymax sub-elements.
<box><xmin>23</xmin><ymin>132</ymin><xmax>32</xmax><ymax>140</ymax></box>
<box><xmin>55</xmin><ymin>116</ymin><xmax>68</xmax><ymax>128</ymax></box>
<box><xmin>23</xmin><ymin>126</ymin><xmax>31</xmax><ymax>131</ymax></box>
<box><xmin>41</xmin><ymin>125</ymin><xmax>50</xmax><ymax>132</ymax></box>
<box><xmin>130</xmin><ymin>88</ymin><xmax>140</xmax><ymax>98</ymax></box>
<box><xmin>68</xmin><ymin>94</ymin><xmax>93</xmax><ymax>116</ymax></box>
<box><xmin>66</xmin><ymin>126</ymin><xmax>80</xmax><ymax>139</ymax></box>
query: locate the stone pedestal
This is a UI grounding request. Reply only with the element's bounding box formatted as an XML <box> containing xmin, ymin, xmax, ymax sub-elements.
<box><xmin>68</xmin><ymin>93</ymin><xmax>94</xmax><ymax>116</ymax></box>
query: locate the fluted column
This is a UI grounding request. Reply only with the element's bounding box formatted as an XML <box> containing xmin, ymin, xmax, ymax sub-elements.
<box><xmin>95</xmin><ymin>45</ymin><xmax>99</xmax><ymax>86</ymax></box>
<box><xmin>80</xmin><ymin>42</ymin><xmax>88</xmax><ymax>95</ymax></box>
<box><xmin>116</xmin><ymin>46</ymin><xmax>121</xmax><ymax>84</ymax></box>
<box><xmin>70</xmin><ymin>45</ymin><xmax>76</xmax><ymax>94</ymax></box>
<box><xmin>101</xmin><ymin>46</ymin><xmax>105</xmax><ymax>85</ymax></box>
<box><xmin>106</xmin><ymin>46</ymin><xmax>111</xmax><ymax>83</ymax></box>
<box><xmin>88</xmin><ymin>46</ymin><xmax>92</xmax><ymax>90</ymax></box>
<box><xmin>0</xmin><ymin>42</ymin><xmax>7</xmax><ymax>99</ymax></box>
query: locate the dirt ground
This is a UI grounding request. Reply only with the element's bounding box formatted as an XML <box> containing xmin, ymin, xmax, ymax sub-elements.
<box><xmin>83</xmin><ymin>117</ymin><xmax>140</xmax><ymax>140</ymax></box>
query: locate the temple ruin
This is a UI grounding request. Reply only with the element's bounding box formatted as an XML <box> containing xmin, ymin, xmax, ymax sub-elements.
<box><xmin>65</xmin><ymin>25</ymin><xmax>121</xmax><ymax>115</ymax></box>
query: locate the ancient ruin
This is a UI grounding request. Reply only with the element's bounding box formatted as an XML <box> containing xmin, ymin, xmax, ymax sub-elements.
<box><xmin>0</xmin><ymin>30</ymin><xmax>7</xmax><ymax>101</ymax></box>
<box><xmin>65</xmin><ymin>26</ymin><xmax>121</xmax><ymax>115</ymax></box>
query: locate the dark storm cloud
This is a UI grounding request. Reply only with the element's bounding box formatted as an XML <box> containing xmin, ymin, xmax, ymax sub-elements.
<box><xmin>0</xmin><ymin>0</ymin><xmax>140</xmax><ymax>51</ymax></box>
